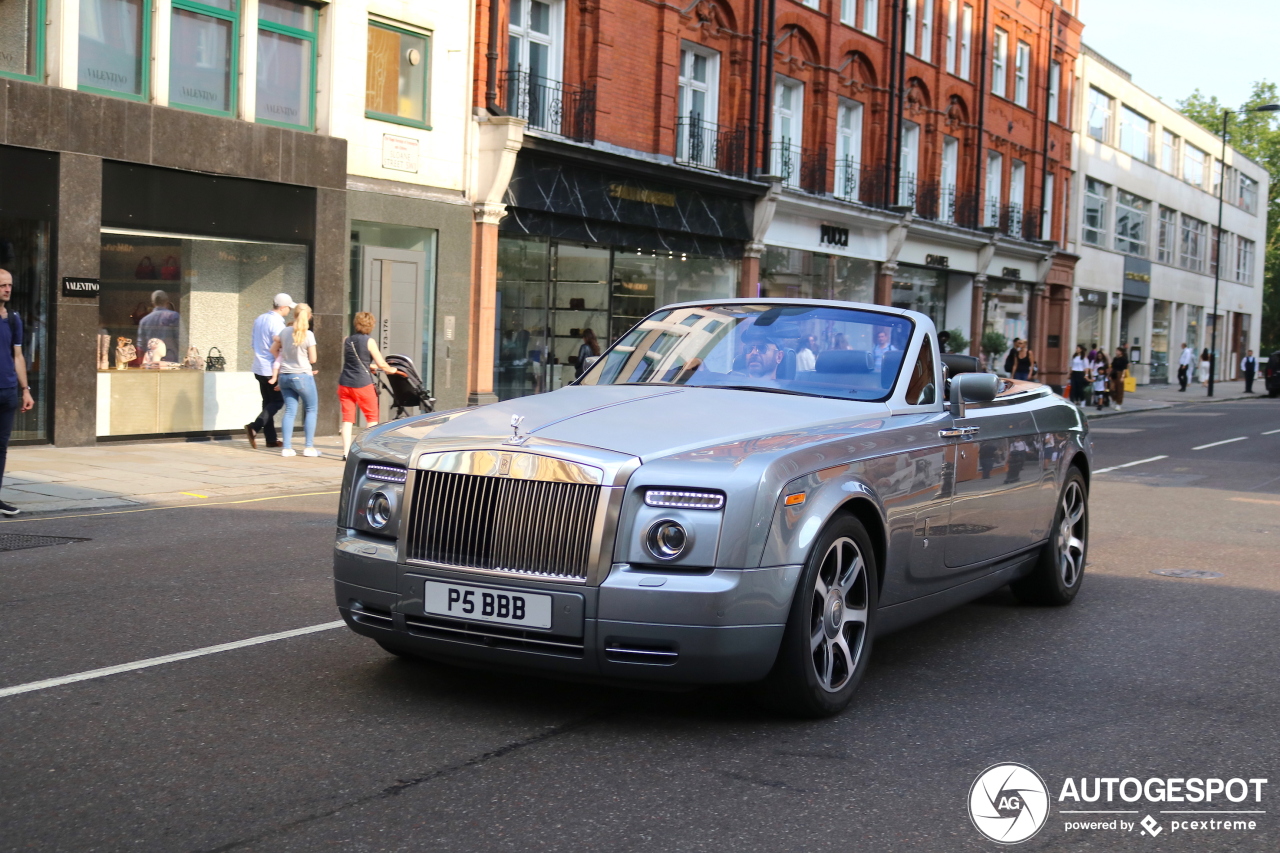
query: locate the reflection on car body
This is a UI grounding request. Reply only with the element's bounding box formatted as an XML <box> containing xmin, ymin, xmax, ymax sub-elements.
<box><xmin>334</xmin><ymin>299</ymin><xmax>1093</xmax><ymax>717</ymax></box>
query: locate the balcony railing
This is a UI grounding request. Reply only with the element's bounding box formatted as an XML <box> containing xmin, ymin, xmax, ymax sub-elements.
<box><xmin>500</xmin><ymin>70</ymin><xmax>595</xmax><ymax>143</ymax></box>
<box><xmin>675</xmin><ymin>117</ymin><xmax>747</xmax><ymax>176</ymax></box>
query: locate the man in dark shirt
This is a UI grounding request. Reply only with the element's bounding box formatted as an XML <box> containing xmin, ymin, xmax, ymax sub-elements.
<box><xmin>0</xmin><ymin>269</ymin><xmax>35</xmax><ymax>515</ymax></box>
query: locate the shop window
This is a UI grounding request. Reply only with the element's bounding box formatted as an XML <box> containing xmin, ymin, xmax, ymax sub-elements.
<box><xmin>366</xmin><ymin>20</ymin><xmax>430</xmax><ymax>128</ymax></box>
<box><xmin>256</xmin><ymin>0</ymin><xmax>316</xmax><ymax>130</ymax></box>
<box><xmin>96</xmin><ymin>231</ymin><xmax>307</xmax><ymax>437</ymax></box>
<box><xmin>170</xmin><ymin>0</ymin><xmax>238</xmax><ymax>116</ymax></box>
<box><xmin>0</xmin><ymin>0</ymin><xmax>43</xmax><ymax>81</ymax></box>
<box><xmin>0</xmin><ymin>215</ymin><xmax>52</xmax><ymax>441</ymax></box>
<box><xmin>79</xmin><ymin>0</ymin><xmax>150</xmax><ymax>98</ymax></box>
<box><xmin>760</xmin><ymin>247</ymin><xmax>875</xmax><ymax>304</ymax></box>
<box><xmin>891</xmin><ymin>265</ymin><xmax>946</xmax><ymax>329</ymax></box>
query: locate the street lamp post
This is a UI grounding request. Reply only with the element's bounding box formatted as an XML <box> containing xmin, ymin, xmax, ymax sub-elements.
<box><xmin>1208</xmin><ymin>103</ymin><xmax>1280</xmax><ymax>397</ymax></box>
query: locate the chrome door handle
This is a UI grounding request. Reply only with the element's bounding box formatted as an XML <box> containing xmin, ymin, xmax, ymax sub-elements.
<box><xmin>939</xmin><ymin>426</ymin><xmax>981</xmax><ymax>438</ymax></box>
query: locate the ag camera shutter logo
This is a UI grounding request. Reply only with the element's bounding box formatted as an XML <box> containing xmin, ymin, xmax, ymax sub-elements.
<box><xmin>969</xmin><ymin>763</ymin><xmax>1050</xmax><ymax>844</ymax></box>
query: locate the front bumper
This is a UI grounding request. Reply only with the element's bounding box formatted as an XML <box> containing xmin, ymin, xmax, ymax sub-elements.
<box><xmin>334</xmin><ymin>543</ymin><xmax>799</xmax><ymax>685</ymax></box>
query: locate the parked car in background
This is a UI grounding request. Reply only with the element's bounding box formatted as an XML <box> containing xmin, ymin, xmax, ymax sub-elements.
<box><xmin>334</xmin><ymin>300</ymin><xmax>1093</xmax><ymax>717</ymax></box>
<box><xmin>1266</xmin><ymin>352</ymin><xmax>1280</xmax><ymax>398</ymax></box>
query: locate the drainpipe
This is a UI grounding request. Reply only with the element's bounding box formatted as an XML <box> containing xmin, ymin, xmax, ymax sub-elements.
<box><xmin>486</xmin><ymin>0</ymin><xmax>503</xmax><ymax>114</ymax></box>
<box><xmin>885</xmin><ymin>0</ymin><xmax>900</xmax><ymax>205</ymax></box>
<box><xmin>1039</xmin><ymin>6</ymin><xmax>1055</xmax><ymax>241</ymax></box>
<box><xmin>761</xmin><ymin>0</ymin><xmax>777</xmax><ymax>172</ymax></box>
<box><xmin>974</xmin><ymin>0</ymin><xmax>989</xmax><ymax>217</ymax></box>
<box><xmin>748</xmin><ymin>0</ymin><xmax>763</xmax><ymax>177</ymax></box>
<box><xmin>893</xmin><ymin>0</ymin><xmax>909</xmax><ymax>203</ymax></box>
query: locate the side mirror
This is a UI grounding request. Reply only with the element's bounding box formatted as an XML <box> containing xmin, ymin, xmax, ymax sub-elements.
<box><xmin>950</xmin><ymin>372</ymin><xmax>999</xmax><ymax>418</ymax></box>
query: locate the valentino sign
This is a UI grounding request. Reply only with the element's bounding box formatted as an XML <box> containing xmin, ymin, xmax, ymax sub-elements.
<box><xmin>61</xmin><ymin>277</ymin><xmax>100</xmax><ymax>298</ymax></box>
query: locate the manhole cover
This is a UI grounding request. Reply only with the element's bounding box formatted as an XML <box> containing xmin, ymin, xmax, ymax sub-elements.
<box><xmin>1151</xmin><ymin>569</ymin><xmax>1224</xmax><ymax>579</ymax></box>
<box><xmin>0</xmin><ymin>534</ymin><xmax>90</xmax><ymax>552</ymax></box>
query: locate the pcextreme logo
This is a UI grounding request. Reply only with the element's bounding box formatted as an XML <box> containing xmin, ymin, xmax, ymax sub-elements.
<box><xmin>969</xmin><ymin>764</ymin><xmax>1269</xmax><ymax>844</ymax></box>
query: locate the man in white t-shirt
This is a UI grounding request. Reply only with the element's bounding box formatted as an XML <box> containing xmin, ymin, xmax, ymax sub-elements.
<box><xmin>245</xmin><ymin>293</ymin><xmax>295</xmax><ymax>448</ymax></box>
<box><xmin>1177</xmin><ymin>342</ymin><xmax>1195</xmax><ymax>392</ymax></box>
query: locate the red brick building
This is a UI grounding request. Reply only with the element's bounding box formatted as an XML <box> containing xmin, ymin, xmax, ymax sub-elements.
<box><xmin>469</xmin><ymin>0</ymin><xmax>1084</xmax><ymax>403</ymax></box>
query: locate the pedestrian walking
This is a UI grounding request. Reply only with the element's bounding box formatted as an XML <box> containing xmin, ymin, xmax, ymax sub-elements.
<box><xmin>1004</xmin><ymin>338</ymin><xmax>1022</xmax><ymax>376</ymax></box>
<box><xmin>1068</xmin><ymin>344</ymin><xmax>1088</xmax><ymax>405</ymax></box>
<box><xmin>1176</xmin><ymin>342</ymin><xmax>1194</xmax><ymax>392</ymax></box>
<box><xmin>270</xmin><ymin>303</ymin><xmax>320</xmax><ymax>458</ymax></box>
<box><xmin>1110</xmin><ymin>346</ymin><xmax>1130</xmax><ymax>411</ymax></box>
<box><xmin>1091</xmin><ymin>350</ymin><xmax>1110</xmax><ymax>410</ymax></box>
<box><xmin>1242</xmin><ymin>350</ymin><xmax>1258</xmax><ymax>393</ymax></box>
<box><xmin>339</xmin><ymin>311</ymin><xmax>399</xmax><ymax>460</ymax></box>
<box><xmin>1012</xmin><ymin>340</ymin><xmax>1037</xmax><ymax>381</ymax></box>
<box><xmin>0</xmin><ymin>269</ymin><xmax>34</xmax><ymax>516</ymax></box>
<box><xmin>1199</xmin><ymin>348</ymin><xmax>1211</xmax><ymax>387</ymax></box>
<box><xmin>245</xmin><ymin>293</ymin><xmax>294</xmax><ymax>449</ymax></box>
<box><xmin>575</xmin><ymin>328</ymin><xmax>601</xmax><ymax>378</ymax></box>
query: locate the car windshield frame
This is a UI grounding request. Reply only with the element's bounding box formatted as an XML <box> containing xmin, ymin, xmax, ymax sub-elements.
<box><xmin>576</xmin><ymin>302</ymin><xmax>917</xmax><ymax>403</ymax></box>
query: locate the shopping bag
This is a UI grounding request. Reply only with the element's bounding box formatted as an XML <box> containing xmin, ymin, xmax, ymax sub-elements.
<box><xmin>1124</xmin><ymin>376</ymin><xmax>1137</xmax><ymax>393</ymax></box>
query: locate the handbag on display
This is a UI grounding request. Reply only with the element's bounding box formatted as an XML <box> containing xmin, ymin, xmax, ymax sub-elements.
<box><xmin>135</xmin><ymin>256</ymin><xmax>157</xmax><ymax>279</ymax></box>
<box><xmin>182</xmin><ymin>346</ymin><xmax>205</xmax><ymax>370</ymax></box>
<box><xmin>115</xmin><ymin>337</ymin><xmax>136</xmax><ymax>369</ymax></box>
<box><xmin>569</xmin><ymin>298</ymin><xmax>586</xmax><ymax>310</ymax></box>
<box><xmin>159</xmin><ymin>256</ymin><xmax>181</xmax><ymax>281</ymax></box>
<box><xmin>205</xmin><ymin>346</ymin><xmax>226</xmax><ymax>371</ymax></box>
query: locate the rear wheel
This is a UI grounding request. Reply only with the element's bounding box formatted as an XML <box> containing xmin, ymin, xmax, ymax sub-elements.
<box><xmin>756</xmin><ymin>516</ymin><xmax>878</xmax><ymax>718</ymax></box>
<box><xmin>1011</xmin><ymin>469</ymin><xmax>1088</xmax><ymax>606</ymax></box>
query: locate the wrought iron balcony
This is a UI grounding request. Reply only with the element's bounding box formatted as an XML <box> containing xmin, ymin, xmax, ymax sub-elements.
<box><xmin>675</xmin><ymin>117</ymin><xmax>747</xmax><ymax>176</ymax></box>
<box><xmin>769</xmin><ymin>142</ymin><xmax>828</xmax><ymax>194</ymax></box>
<box><xmin>500</xmin><ymin>70</ymin><xmax>595</xmax><ymax>143</ymax></box>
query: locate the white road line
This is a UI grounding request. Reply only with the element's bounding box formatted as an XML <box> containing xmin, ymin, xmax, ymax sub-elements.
<box><xmin>1094</xmin><ymin>455</ymin><xmax>1168</xmax><ymax>474</ymax></box>
<box><xmin>1192</xmin><ymin>436</ymin><xmax>1248</xmax><ymax>450</ymax></box>
<box><xmin>0</xmin><ymin>621</ymin><xmax>345</xmax><ymax>699</ymax></box>
<box><xmin>1262</xmin><ymin>429</ymin><xmax>1280</xmax><ymax>436</ymax></box>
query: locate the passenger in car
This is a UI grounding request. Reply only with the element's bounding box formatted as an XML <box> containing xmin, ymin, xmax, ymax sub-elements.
<box><xmin>872</xmin><ymin>329</ymin><xmax>899</xmax><ymax>371</ymax></box>
<box><xmin>740</xmin><ymin>332</ymin><xmax>786</xmax><ymax>381</ymax></box>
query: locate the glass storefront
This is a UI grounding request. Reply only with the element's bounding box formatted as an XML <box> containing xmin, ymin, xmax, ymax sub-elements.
<box><xmin>893</xmin><ymin>265</ymin><xmax>947</xmax><ymax>329</ymax></box>
<box><xmin>495</xmin><ymin>236</ymin><xmax>739</xmax><ymax>400</ymax></box>
<box><xmin>97</xmin><ymin>230</ymin><xmax>307</xmax><ymax>436</ymax></box>
<box><xmin>0</xmin><ymin>216</ymin><xmax>52</xmax><ymax>441</ymax></box>
<box><xmin>1185</xmin><ymin>305</ymin><xmax>1202</xmax><ymax>356</ymax></box>
<box><xmin>983</xmin><ymin>279</ymin><xmax>1029</xmax><ymax>346</ymax></box>
<box><xmin>759</xmin><ymin>247</ymin><xmax>877</xmax><ymax>304</ymax></box>
<box><xmin>1150</xmin><ymin>299</ymin><xmax>1171</xmax><ymax>383</ymax></box>
<box><xmin>1076</xmin><ymin>289</ymin><xmax>1106</xmax><ymax>350</ymax></box>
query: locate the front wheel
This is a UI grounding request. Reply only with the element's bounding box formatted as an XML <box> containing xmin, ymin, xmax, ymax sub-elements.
<box><xmin>755</xmin><ymin>516</ymin><xmax>878</xmax><ymax>718</ymax></box>
<box><xmin>1011</xmin><ymin>468</ymin><xmax>1088</xmax><ymax>606</ymax></box>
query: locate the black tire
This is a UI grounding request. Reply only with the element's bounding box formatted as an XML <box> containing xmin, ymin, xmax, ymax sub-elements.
<box><xmin>755</xmin><ymin>515</ymin><xmax>878</xmax><ymax>718</ymax></box>
<box><xmin>1011</xmin><ymin>468</ymin><xmax>1088</xmax><ymax>606</ymax></box>
<box><xmin>1269</xmin><ymin>387</ymin><xmax>1280</xmax><ymax>398</ymax></box>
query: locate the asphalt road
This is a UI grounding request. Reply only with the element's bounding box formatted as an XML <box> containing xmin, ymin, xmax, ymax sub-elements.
<box><xmin>2</xmin><ymin>398</ymin><xmax>1279</xmax><ymax>853</ymax></box>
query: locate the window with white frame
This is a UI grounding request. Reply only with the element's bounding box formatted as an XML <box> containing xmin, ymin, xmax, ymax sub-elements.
<box><xmin>1237</xmin><ymin>237</ymin><xmax>1255</xmax><ymax>282</ymax></box>
<box><xmin>941</xmin><ymin>135</ymin><xmax>959</xmax><ymax>222</ymax></box>
<box><xmin>1013</xmin><ymin>41</ymin><xmax>1030</xmax><ymax>106</ymax></box>
<box><xmin>1183</xmin><ymin>144</ymin><xmax>1207</xmax><ymax>188</ymax></box>
<box><xmin>1048</xmin><ymin>61</ymin><xmax>1060</xmax><ymax>122</ymax></box>
<box><xmin>991</xmin><ymin>28</ymin><xmax>1007</xmax><ymax>98</ymax></box>
<box><xmin>1008</xmin><ymin>159</ymin><xmax>1026</xmax><ymax>233</ymax></box>
<box><xmin>900</xmin><ymin>120</ymin><xmax>920</xmax><ymax>207</ymax></box>
<box><xmin>1156</xmin><ymin>205</ymin><xmax>1176</xmax><ymax>264</ymax></box>
<box><xmin>1239</xmin><ymin>174</ymin><xmax>1259</xmax><ymax>214</ymax></box>
<box><xmin>1041</xmin><ymin>172</ymin><xmax>1054</xmax><ymax>239</ymax></box>
<box><xmin>1161</xmin><ymin>130</ymin><xmax>1179</xmax><ymax>175</ymax></box>
<box><xmin>772</xmin><ymin>76</ymin><xmax>804</xmax><ymax>187</ymax></box>
<box><xmin>676</xmin><ymin>43</ymin><xmax>720</xmax><ymax>168</ymax></box>
<box><xmin>1118</xmin><ymin>106</ymin><xmax>1152</xmax><ymax>163</ymax></box>
<box><xmin>801</xmin><ymin>0</ymin><xmax>819</xmax><ymax>8</ymax></box>
<box><xmin>1114</xmin><ymin>189</ymin><xmax>1149</xmax><ymax>256</ymax></box>
<box><xmin>835</xmin><ymin>98</ymin><xmax>864</xmax><ymax>200</ymax></box>
<box><xmin>863</xmin><ymin>0</ymin><xmax>878</xmax><ymax>36</ymax></box>
<box><xmin>508</xmin><ymin>0</ymin><xmax>563</xmax><ymax>130</ymax></box>
<box><xmin>945</xmin><ymin>0</ymin><xmax>957</xmax><ymax>73</ymax></box>
<box><xmin>840</xmin><ymin>0</ymin><xmax>856</xmax><ymax>26</ymax></box>
<box><xmin>985</xmin><ymin>150</ymin><xmax>1003</xmax><ymax>226</ymax></box>
<box><xmin>1086</xmin><ymin>87</ymin><xmax>1112</xmax><ymax>143</ymax></box>
<box><xmin>1083</xmin><ymin>177</ymin><xmax>1109</xmax><ymax>246</ymax></box>
<box><xmin>904</xmin><ymin>0</ymin><xmax>917</xmax><ymax>55</ymax></box>
<box><xmin>959</xmin><ymin>4</ymin><xmax>972</xmax><ymax>80</ymax></box>
<box><xmin>1179</xmin><ymin>214</ymin><xmax>1206</xmax><ymax>272</ymax></box>
<box><xmin>920</xmin><ymin>0</ymin><xmax>934</xmax><ymax>62</ymax></box>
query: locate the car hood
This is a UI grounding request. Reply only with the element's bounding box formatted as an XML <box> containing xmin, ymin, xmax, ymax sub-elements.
<box><xmin>405</xmin><ymin>384</ymin><xmax>892</xmax><ymax>461</ymax></box>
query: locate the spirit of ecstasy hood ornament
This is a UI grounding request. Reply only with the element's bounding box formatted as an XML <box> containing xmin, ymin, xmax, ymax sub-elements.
<box><xmin>504</xmin><ymin>414</ymin><xmax>529</xmax><ymax>446</ymax></box>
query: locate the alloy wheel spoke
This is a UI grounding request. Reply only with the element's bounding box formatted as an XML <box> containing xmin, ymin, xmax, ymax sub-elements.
<box><xmin>821</xmin><ymin>640</ymin><xmax>835</xmax><ymax>687</ymax></box>
<box><xmin>810</xmin><ymin>623</ymin><xmax>825</xmax><ymax>652</ymax></box>
<box><xmin>843</xmin><ymin>604</ymin><xmax>869</xmax><ymax>627</ymax></box>
<box><xmin>832</xmin><ymin>634</ymin><xmax>856</xmax><ymax>688</ymax></box>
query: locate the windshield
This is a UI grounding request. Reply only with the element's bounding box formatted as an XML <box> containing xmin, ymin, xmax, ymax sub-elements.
<box><xmin>578</xmin><ymin>303</ymin><xmax>915</xmax><ymax>402</ymax></box>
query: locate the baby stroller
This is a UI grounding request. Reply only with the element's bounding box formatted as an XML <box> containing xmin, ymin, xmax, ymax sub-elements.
<box><xmin>378</xmin><ymin>354</ymin><xmax>436</xmax><ymax>420</ymax></box>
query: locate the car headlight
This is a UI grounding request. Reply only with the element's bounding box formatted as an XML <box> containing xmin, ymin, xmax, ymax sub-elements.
<box><xmin>367</xmin><ymin>492</ymin><xmax>393</xmax><ymax>529</ymax></box>
<box><xmin>646</xmin><ymin>519</ymin><xmax>691</xmax><ymax>560</ymax></box>
<box><xmin>644</xmin><ymin>489</ymin><xmax>725</xmax><ymax>510</ymax></box>
<box><xmin>351</xmin><ymin>463</ymin><xmax>406</xmax><ymax>538</ymax></box>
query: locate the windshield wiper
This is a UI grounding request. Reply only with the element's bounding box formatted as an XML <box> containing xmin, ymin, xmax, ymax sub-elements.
<box><xmin>706</xmin><ymin>384</ymin><xmax>813</xmax><ymax>397</ymax></box>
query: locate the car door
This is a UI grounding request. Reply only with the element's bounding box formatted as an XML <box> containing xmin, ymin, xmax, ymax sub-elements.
<box><xmin>944</xmin><ymin>391</ymin><xmax>1046</xmax><ymax>568</ymax></box>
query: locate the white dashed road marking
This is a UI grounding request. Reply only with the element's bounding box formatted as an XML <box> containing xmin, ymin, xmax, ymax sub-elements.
<box><xmin>1192</xmin><ymin>437</ymin><xmax>1248</xmax><ymax>450</ymax></box>
<box><xmin>1094</xmin><ymin>455</ymin><xmax>1168</xmax><ymax>474</ymax></box>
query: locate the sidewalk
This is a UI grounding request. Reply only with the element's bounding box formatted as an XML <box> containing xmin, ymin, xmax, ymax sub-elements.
<box><xmin>1083</xmin><ymin>379</ymin><xmax>1262</xmax><ymax>419</ymax></box>
<box><xmin>1</xmin><ymin>434</ymin><xmax>346</xmax><ymax>517</ymax></box>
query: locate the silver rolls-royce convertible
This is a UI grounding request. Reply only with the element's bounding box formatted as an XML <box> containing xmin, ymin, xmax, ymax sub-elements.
<box><xmin>335</xmin><ymin>299</ymin><xmax>1091</xmax><ymax>716</ymax></box>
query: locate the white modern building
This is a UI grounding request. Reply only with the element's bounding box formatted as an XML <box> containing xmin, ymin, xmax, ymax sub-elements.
<box><xmin>1067</xmin><ymin>46</ymin><xmax>1268</xmax><ymax>385</ymax></box>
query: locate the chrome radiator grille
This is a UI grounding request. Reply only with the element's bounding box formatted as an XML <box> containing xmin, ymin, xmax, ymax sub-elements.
<box><xmin>405</xmin><ymin>470</ymin><xmax>600</xmax><ymax>580</ymax></box>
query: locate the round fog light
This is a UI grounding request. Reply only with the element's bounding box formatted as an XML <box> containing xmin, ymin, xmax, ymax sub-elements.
<box><xmin>367</xmin><ymin>492</ymin><xmax>392</xmax><ymax>529</ymax></box>
<box><xmin>646</xmin><ymin>520</ymin><xmax>689</xmax><ymax>560</ymax></box>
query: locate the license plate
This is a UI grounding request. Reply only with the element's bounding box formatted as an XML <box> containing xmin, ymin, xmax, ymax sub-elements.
<box><xmin>422</xmin><ymin>581</ymin><xmax>553</xmax><ymax>630</ymax></box>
